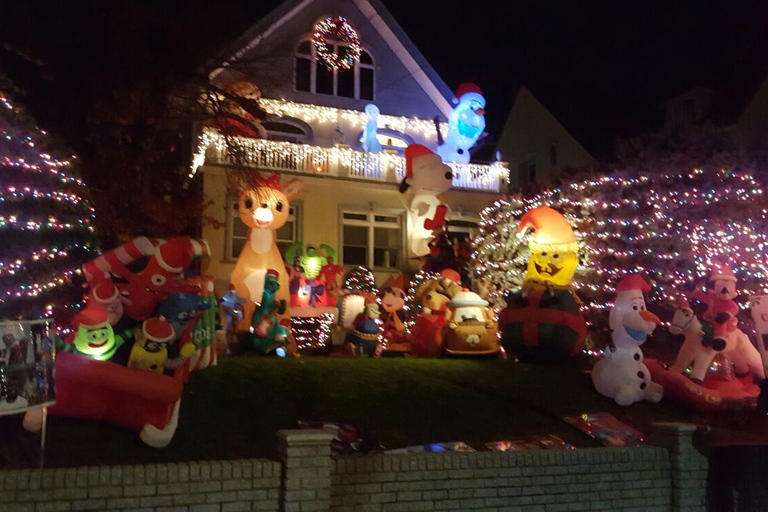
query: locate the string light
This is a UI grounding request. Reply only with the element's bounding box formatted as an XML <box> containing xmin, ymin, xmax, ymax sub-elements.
<box><xmin>471</xmin><ymin>168</ymin><xmax>768</xmax><ymax>337</ymax></box>
<box><xmin>404</xmin><ymin>269</ymin><xmax>437</xmax><ymax>332</ymax></box>
<box><xmin>291</xmin><ymin>313</ymin><xmax>335</xmax><ymax>349</ymax></box>
<box><xmin>190</xmin><ymin>127</ymin><xmax>508</xmax><ymax>190</ymax></box>
<box><xmin>345</xmin><ymin>266</ymin><xmax>378</xmax><ymax>295</ymax></box>
<box><xmin>259</xmin><ymin>98</ymin><xmax>448</xmax><ymax>138</ymax></box>
<box><xmin>0</xmin><ymin>91</ymin><xmax>98</xmax><ymax>319</ymax></box>
<box><xmin>0</xmin><ymin>244</ymin><xmax>94</xmax><ymax>277</ymax></box>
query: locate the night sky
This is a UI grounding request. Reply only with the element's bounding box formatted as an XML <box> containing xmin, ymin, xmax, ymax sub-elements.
<box><xmin>2</xmin><ymin>0</ymin><xmax>768</xmax><ymax>158</ymax></box>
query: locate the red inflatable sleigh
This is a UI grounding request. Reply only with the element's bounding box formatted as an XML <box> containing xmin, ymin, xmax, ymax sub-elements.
<box><xmin>23</xmin><ymin>236</ymin><xmax>215</xmax><ymax>448</ymax></box>
<box><xmin>646</xmin><ymin>359</ymin><xmax>760</xmax><ymax>412</ymax></box>
<box><xmin>24</xmin><ymin>352</ymin><xmax>191</xmax><ymax>448</ymax></box>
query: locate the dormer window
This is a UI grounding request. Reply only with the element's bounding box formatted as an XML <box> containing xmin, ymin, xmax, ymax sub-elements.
<box><xmin>295</xmin><ymin>40</ymin><xmax>374</xmax><ymax>100</ymax></box>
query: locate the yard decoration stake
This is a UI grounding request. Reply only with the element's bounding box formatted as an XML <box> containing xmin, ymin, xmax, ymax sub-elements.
<box><xmin>230</xmin><ymin>173</ymin><xmax>304</xmax><ymax>331</ymax></box>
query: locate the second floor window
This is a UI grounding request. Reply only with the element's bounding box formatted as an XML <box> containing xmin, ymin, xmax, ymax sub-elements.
<box><xmin>295</xmin><ymin>40</ymin><xmax>374</xmax><ymax>100</ymax></box>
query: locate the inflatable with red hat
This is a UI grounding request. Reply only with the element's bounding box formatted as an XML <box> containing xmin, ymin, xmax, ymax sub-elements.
<box><xmin>408</xmin><ymin>270</ymin><xmax>462</xmax><ymax>357</ymax></box>
<box><xmin>128</xmin><ymin>318</ymin><xmax>180</xmax><ymax>372</ymax></box>
<box><xmin>437</xmin><ymin>82</ymin><xmax>486</xmax><ymax>164</ymax></box>
<box><xmin>690</xmin><ymin>263</ymin><xmax>740</xmax><ymax>338</ymax></box>
<box><xmin>89</xmin><ymin>279</ymin><xmax>123</xmax><ymax>326</ymax></box>
<box><xmin>24</xmin><ymin>236</ymin><xmax>215</xmax><ymax>448</ymax></box>
<box><xmin>247</xmin><ymin>268</ymin><xmax>292</xmax><ymax>356</ymax></box>
<box><xmin>210</xmin><ymin>78</ymin><xmax>264</xmax><ymax>138</ymax></box>
<box><xmin>642</xmin><ymin>266</ymin><xmax>766</xmax><ymax>412</ymax></box>
<box><xmin>345</xmin><ymin>302</ymin><xmax>382</xmax><ymax>356</ymax></box>
<box><xmin>591</xmin><ymin>275</ymin><xmax>665</xmax><ymax>406</ymax></box>
<box><xmin>399</xmin><ymin>144</ymin><xmax>453</xmax><ymax>257</ymax></box>
<box><xmin>378</xmin><ymin>274</ymin><xmax>408</xmax><ymax>349</ymax></box>
<box><xmin>67</xmin><ymin>308</ymin><xmax>119</xmax><ymax>361</ymax></box>
<box><xmin>499</xmin><ymin>207</ymin><xmax>586</xmax><ymax>363</ymax></box>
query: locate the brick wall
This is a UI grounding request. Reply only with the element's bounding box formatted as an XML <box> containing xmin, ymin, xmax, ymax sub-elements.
<box><xmin>330</xmin><ymin>447</ymin><xmax>671</xmax><ymax>512</ymax></box>
<box><xmin>0</xmin><ymin>459</ymin><xmax>281</xmax><ymax>512</ymax></box>
<box><xmin>0</xmin><ymin>423</ymin><xmax>708</xmax><ymax>512</ymax></box>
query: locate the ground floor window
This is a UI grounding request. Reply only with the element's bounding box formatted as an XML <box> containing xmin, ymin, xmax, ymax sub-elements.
<box><xmin>341</xmin><ymin>210</ymin><xmax>403</xmax><ymax>270</ymax></box>
<box><xmin>228</xmin><ymin>201</ymin><xmax>301</xmax><ymax>261</ymax></box>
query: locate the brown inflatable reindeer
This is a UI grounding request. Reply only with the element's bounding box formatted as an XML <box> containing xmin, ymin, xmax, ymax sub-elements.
<box><xmin>231</xmin><ymin>173</ymin><xmax>304</xmax><ymax>332</ymax></box>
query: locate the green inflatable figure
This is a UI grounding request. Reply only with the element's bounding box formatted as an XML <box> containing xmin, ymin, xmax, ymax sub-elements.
<box><xmin>61</xmin><ymin>308</ymin><xmax>124</xmax><ymax>361</ymax></box>
<box><xmin>247</xmin><ymin>269</ymin><xmax>288</xmax><ymax>356</ymax></box>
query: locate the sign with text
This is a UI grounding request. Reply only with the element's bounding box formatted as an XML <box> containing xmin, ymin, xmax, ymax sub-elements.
<box><xmin>0</xmin><ymin>320</ymin><xmax>56</xmax><ymax>416</ymax></box>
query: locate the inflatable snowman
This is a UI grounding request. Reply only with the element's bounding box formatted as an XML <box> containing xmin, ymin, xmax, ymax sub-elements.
<box><xmin>592</xmin><ymin>275</ymin><xmax>664</xmax><ymax>406</ymax></box>
<box><xmin>399</xmin><ymin>144</ymin><xmax>453</xmax><ymax>257</ymax></box>
<box><xmin>361</xmin><ymin>104</ymin><xmax>382</xmax><ymax>153</ymax></box>
<box><xmin>437</xmin><ymin>83</ymin><xmax>486</xmax><ymax>164</ymax></box>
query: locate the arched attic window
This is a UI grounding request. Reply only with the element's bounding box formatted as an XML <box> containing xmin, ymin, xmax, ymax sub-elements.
<box><xmin>262</xmin><ymin>116</ymin><xmax>313</xmax><ymax>143</ymax></box>
<box><xmin>295</xmin><ymin>40</ymin><xmax>375</xmax><ymax>100</ymax></box>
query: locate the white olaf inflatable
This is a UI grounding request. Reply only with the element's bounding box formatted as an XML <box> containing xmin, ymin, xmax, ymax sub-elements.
<box><xmin>437</xmin><ymin>83</ymin><xmax>486</xmax><ymax>164</ymax></box>
<box><xmin>592</xmin><ymin>275</ymin><xmax>664</xmax><ymax>406</ymax></box>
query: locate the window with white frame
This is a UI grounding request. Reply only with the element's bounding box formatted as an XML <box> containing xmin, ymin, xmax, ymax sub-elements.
<box><xmin>295</xmin><ymin>40</ymin><xmax>375</xmax><ymax>100</ymax></box>
<box><xmin>341</xmin><ymin>210</ymin><xmax>403</xmax><ymax>270</ymax></box>
<box><xmin>229</xmin><ymin>201</ymin><xmax>301</xmax><ymax>260</ymax></box>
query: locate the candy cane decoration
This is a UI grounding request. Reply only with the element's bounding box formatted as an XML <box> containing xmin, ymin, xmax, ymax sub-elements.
<box><xmin>83</xmin><ymin>236</ymin><xmax>160</xmax><ymax>282</ymax></box>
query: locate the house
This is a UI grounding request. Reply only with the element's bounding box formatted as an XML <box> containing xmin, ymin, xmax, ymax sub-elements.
<box><xmin>495</xmin><ymin>86</ymin><xmax>594</xmax><ymax>190</ymax></box>
<box><xmin>193</xmin><ymin>0</ymin><xmax>508</xmax><ymax>292</ymax></box>
<box><xmin>657</xmin><ymin>76</ymin><xmax>768</xmax><ymax>163</ymax></box>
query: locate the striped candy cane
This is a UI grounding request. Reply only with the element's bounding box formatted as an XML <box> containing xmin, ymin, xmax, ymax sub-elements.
<box><xmin>83</xmin><ymin>237</ymin><xmax>162</xmax><ymax>282</ymax></box>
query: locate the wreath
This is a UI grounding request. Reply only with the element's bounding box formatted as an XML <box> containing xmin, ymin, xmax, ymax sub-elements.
<box><xmin>312</xmin><ymin>16</ymin><xmax>362</xmax><ymax>71</ymax></box>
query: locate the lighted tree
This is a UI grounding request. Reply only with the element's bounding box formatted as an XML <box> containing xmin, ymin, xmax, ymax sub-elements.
<box><xmin>471</xmin><ymin>127</ymin><xmax>768</xmax><ymax>345</ymax></box>
<box><xmin>0</xmin><ymin>91</ymin><xmax>98</xmax><ymax>320</ymax></box>
<box><xmin>344</xmin><ymin>266</ymin><xmax>378</xmax><ymax>295</ymax></box>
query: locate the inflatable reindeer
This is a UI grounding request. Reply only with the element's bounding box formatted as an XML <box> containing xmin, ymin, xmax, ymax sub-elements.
<box><xmin>230</xmin><ymin>173</ymin><xmax>303</xmax><ymax>331</ymax></box>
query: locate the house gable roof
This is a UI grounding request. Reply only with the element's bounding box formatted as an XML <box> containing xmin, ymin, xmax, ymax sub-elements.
<box><xmin>213</xmin><ymin>0</ymin><xmax>454</xmax><ymax>118</ymax></box>
<box><xmin>497</xmin><ymin>85</ymin><xmax>594</xmax><ymax>162</ymax></box>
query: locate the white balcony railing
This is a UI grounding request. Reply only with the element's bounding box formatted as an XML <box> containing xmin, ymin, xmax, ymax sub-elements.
<box><xmin>190</xmin><ymin>128</ymin><xmax>509</xmax><ymax>192</ymax></box>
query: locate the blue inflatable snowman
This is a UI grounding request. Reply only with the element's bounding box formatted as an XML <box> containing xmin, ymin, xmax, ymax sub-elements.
<box><xmin>437</xmin><ymin>83</ymin><xmax>486</xmax><ymax>164</ymax></box>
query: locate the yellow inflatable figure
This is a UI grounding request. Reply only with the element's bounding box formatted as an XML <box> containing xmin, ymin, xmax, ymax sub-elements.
<box><xmin>128</xmin><ymin>318</ymin><xmax>195</xmax><ymax>373</ymax></box>
<box><xmin>517</xmin><ymin>207</ymin><xmax>580</xmax><ymax>296</ymax></box>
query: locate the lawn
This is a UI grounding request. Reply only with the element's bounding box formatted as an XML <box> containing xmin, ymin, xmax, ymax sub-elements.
<box><xmin>1</xmin><ymin>356</ymin><xmax>766</xmax><ymax>469</ymax></box>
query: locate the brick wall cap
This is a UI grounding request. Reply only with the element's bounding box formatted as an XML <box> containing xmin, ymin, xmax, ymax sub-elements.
<box><xmin>651</xmin><ymin>422</ymin><xmax>698</xmax><ymax>433</ymax></box>
<box><xmin>278</xmin><ymin>429</ymin><xmax>335</xmax><ymax>444</ymax></box>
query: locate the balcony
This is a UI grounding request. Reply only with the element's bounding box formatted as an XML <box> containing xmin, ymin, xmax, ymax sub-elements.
<box><xmin>191</xmin><ymin>128</ymin><xmax>509</xmax><ymax>193</ymax></box>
